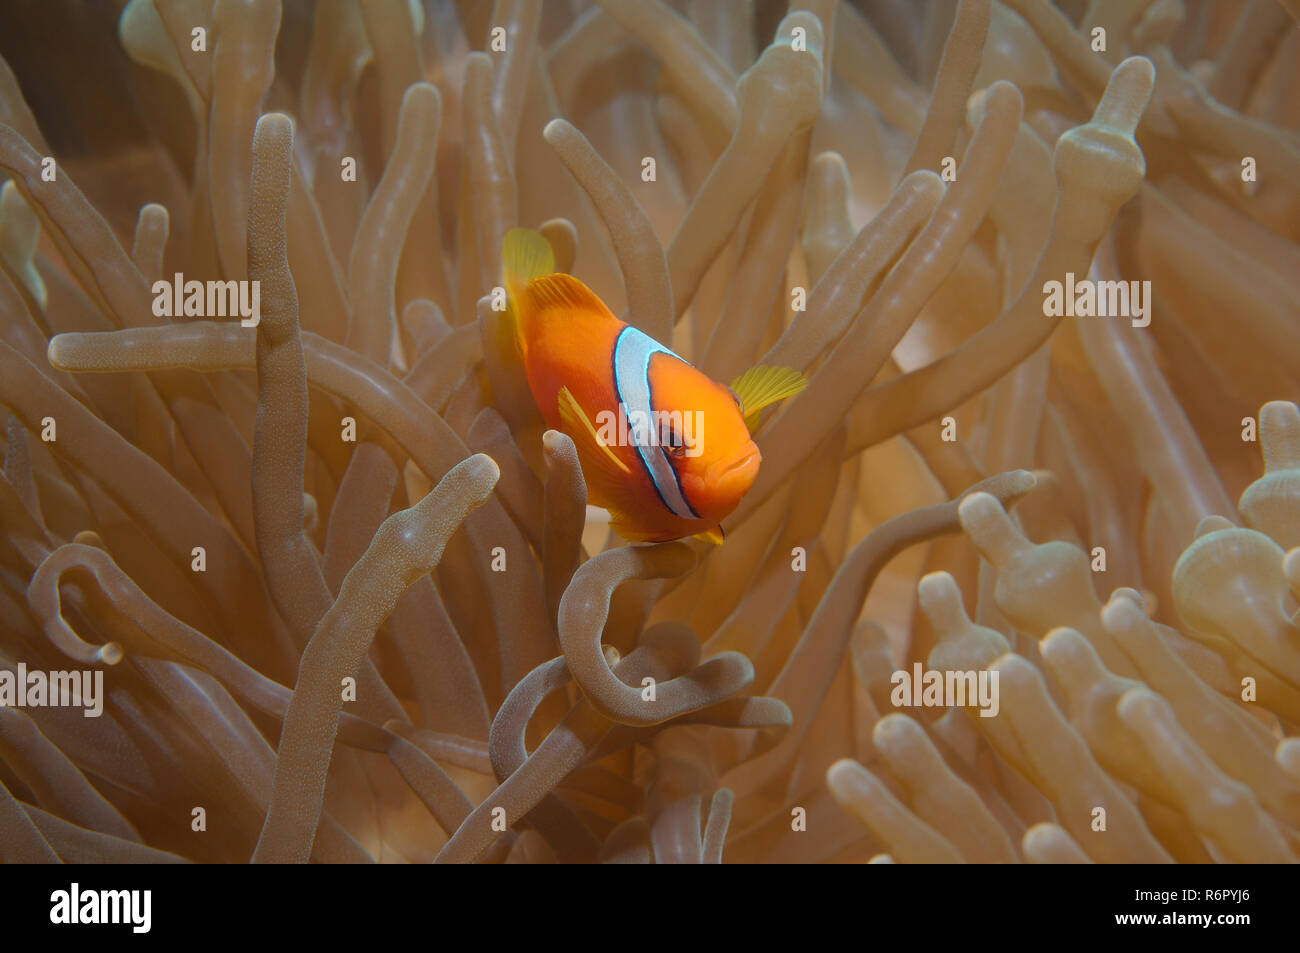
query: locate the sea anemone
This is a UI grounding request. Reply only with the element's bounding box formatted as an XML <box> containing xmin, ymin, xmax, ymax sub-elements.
<box><xmin>0</xmin><ymin>0</ymin><xmax>1298</xmax><ymax>864</ymax></box>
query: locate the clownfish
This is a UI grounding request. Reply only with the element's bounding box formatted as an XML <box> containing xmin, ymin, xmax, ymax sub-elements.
<box><xmin>501</xmin><ymin>227</ymin><xmax>807</xmax><ymax>544</ymax></box>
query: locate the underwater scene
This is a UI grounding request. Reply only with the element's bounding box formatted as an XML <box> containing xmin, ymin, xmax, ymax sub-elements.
<box><xmin>0</xmin><ymin>0</ymin><xmax>1297</xmax><ymax>873</ymax></box>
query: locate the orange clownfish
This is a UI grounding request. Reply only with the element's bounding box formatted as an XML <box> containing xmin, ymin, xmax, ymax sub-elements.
<box><xmin>501</xmin><ymin>227</ymin><xmax>807</xmax><ymax>544</ymax></box>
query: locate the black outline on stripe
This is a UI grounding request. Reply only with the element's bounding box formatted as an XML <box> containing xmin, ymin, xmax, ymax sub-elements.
<box><xmin>611</xmin><ymin>326</ymin><xmax>701</xmax><ymax>521</ymax></box>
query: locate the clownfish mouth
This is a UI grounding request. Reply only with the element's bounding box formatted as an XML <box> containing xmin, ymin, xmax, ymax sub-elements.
<box><xmin>708</xmin><ymin>448</ymin><xmax>762</xmax><ymax>498</ymax></box>
<box><xmin>717</xmin><ymin>451</ymin><xmax>760</xmax><ymax>477</ymax></box>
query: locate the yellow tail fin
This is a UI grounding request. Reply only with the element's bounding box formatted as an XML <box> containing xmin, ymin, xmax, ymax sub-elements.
<box><xmin>502</xmin><ymin>228</ymin><xmax>556</xmax><ymax>301</ymax></box>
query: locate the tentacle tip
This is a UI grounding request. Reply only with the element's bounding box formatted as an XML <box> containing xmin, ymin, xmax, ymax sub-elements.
<box><xmin>987</xmin><ymin>651</ymin><xmax>1033</xmax><ymax>682</ymax></box>
<box><xmin>1040</xmin><ymin>626</ymin><xmax>1097</xmax><ymax>669</ymax></box>
<box><xmin>403</xmin><ymin>80</ymin><xmax>442</xmax><ymax>111</ymax></box>
<box><xmin>1100</xmin><ymin>592</ymin><xmax>1144</xmax><ymax>631</ymax></box>
<box><xmin>466</xmin><ymin>452</ymin><xmax>502</xmax><ymax>484</ymax></box>
<box><xmin>917</xmin><ymin>569</ymin><xmax>961</xmax><ymax>604</ymax></box>
<box><xmin>770</xmin><ymin>700</ymin><xmax>793</xmax><ymax>726</ymax></box>
<box><xmin>902</xmin><ymin>167</ymin><xmax>947</xmax><ymax>200</ymax></box>
<box><xmin>1108</xmin><ymin>586</ymin><xmax>1145</xmax><ymax>608</ymax></box>
<box><xmin>254</xmin><ymin>112</ymin><xmax>294</xmax><ymax>136</ymax></box>
<box><xmin>983</xmin><ymin>78</ymin><xmax>1026</xmax><ymax>114</ymax></box>
<box><xmin>1260</xmin><ymin>401</ymin><xmax>1300</xmax><ymax>470</ymax></box>
<box><xmin>1009</xmin><ymin>469</ymin><xmax>1039</xmax><ymax>495</ymax></box>
<box><xmin>1194</xmin><ymin>514</ymin><xmax>1236</xmax><ymax>537</ymax></box>
<box><xmin>1276</xmin><ymin>738</ymin><xmax>1300</xmax><ymax>780</ymax></box>
<box><xmin>542</xmin><ymin>117</ymin><xmax>573</xmax><ymax>143</ymax></box>
<box><xmin>958</xmin><ymin>491</ymin><xmax>1029</xmax><ymax>562</ymax></box>
<box><xmin>1115</xmin><ymin>685</ymin><xmax>1163</xmax><ymax>721</ymax></box>
<box><xmin>871</xmin><ymin>712</ymin><xmax>920</xmax><ymax>747</ymax></box>
<box><xmin>825</xmin><ymin>757</ymin><xmax>859</xmax><ymax>783</ymax></box>
<box><xmin>917</xmin><ymin>571</ymin><xmax>970</xmax><ymax>634</ymax></box>
<box><xmin>1282</xmin><ymin>546</ymin><xmax>1300</xmax><ymax>582</ymax></box>
<box><xmin>46</xmin><ymin>335</ymin><xmax>68</xmax><ymax>368</ymax></box>
<box><xmin>1095</xmin><ymin>56</ymin><xmax>1156</xmax><ymax>135</ymax></box>
<box><xmin>774</xmin><ymin>10</ymin><xmax>825</xmax><ymax>60</ymax></box>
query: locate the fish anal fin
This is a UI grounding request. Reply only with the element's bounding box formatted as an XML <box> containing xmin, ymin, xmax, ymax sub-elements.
<box><xmin>693</xmin><ymin>526</ymin><xmax>726</xmax><ymax>545</ymax></box>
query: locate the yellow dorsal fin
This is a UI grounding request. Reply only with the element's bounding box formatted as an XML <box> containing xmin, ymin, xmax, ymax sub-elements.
<box><xmin>729</xmin><ymin>365</ymin><xmax>809</xmax><ymax>431</ymax></box>
<box><xmin>528</xmin><ymin>274</ymin><xmax>609</xmax><ymax>314</ymax></box>
<box><xmin>557</xmin><ymin>385</ymin><xmax>631</xmax><ymax>480</ymax></box>
<box><xmin>502</xmin><ymin>228</ymin><xmax>555</xmax><ymax>300</ymax></box>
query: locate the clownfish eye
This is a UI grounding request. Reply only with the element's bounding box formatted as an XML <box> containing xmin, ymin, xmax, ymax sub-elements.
<box><xmin>662</xmin><ymin>420</ymin><xmax>686</xmax><ymax>457</ymax></box>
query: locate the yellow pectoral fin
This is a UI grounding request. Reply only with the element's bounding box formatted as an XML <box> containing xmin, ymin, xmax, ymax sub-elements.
<box><xmin>729</xmin><ymin>364</ymin><xmax>809</xmax><ymax>431</ymax></box>
<box><xmin>557</xmin><ymin>386</ymin><xmax>632</xmax><ymax>483</ymax></box>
